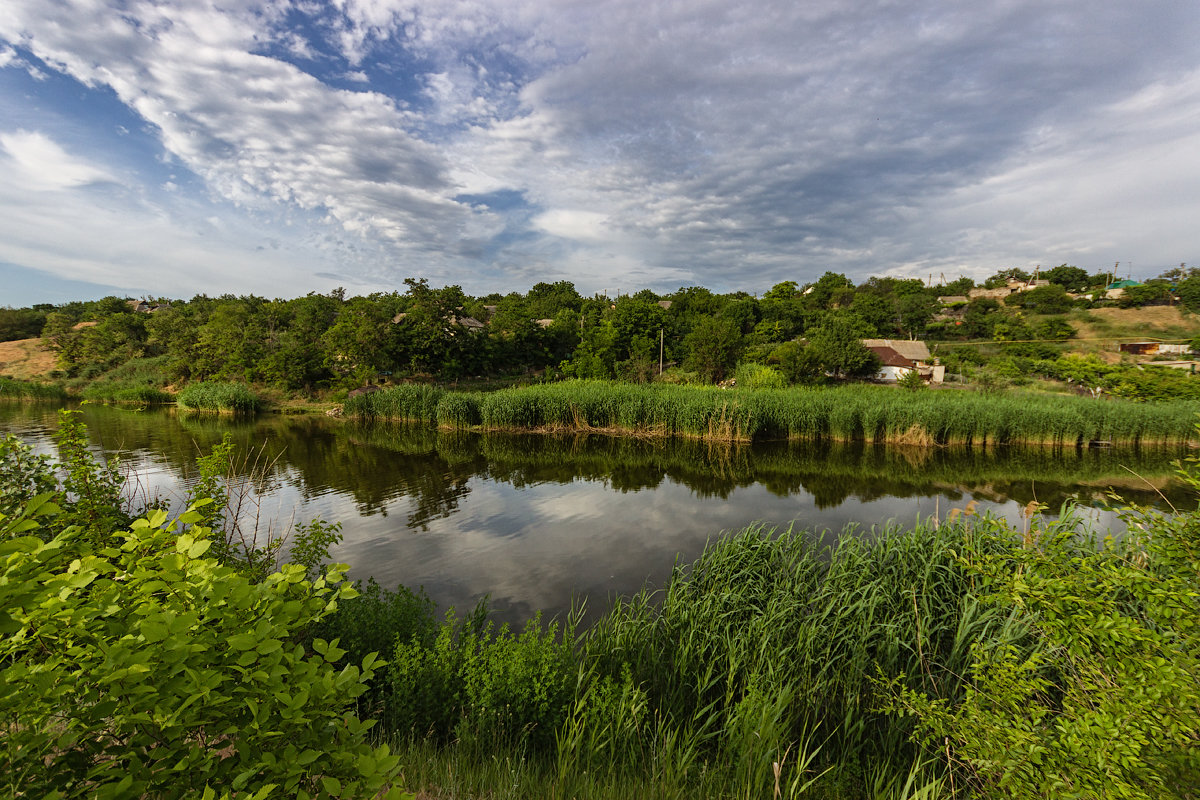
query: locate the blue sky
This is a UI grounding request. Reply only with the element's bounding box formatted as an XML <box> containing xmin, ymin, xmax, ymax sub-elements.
<box><xmin>2</xmin><ymin>0</ymin><xmax>1199</xmax><ymax>306</ymax></box>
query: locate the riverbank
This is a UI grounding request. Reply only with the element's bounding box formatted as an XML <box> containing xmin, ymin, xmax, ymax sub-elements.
<box><xmin>5</xmin><ymin>411</ymin><xmax>1198</xmax><ymax>798</ymax></box>
<box><xmin>343</xmin><ymin>380</ymin><xmax>1200</xmax><ymax>448</ymax></box>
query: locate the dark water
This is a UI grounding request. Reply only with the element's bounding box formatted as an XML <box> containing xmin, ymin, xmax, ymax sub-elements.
<box><xmin>2</xmin><ymin>402</ymin><xmax>1191</xmax><ymax>625</ymax></box>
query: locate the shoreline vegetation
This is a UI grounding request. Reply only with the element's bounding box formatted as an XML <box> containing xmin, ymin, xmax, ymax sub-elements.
<box><xmin>343</xmin><ymin>380</ymin><xmax>1200</xmax><ymax>448</ymax></box>
<box><xmin>2</xmin><ymin>413</ymin><xmax>1198</xmax><ymax>798</ymax></box>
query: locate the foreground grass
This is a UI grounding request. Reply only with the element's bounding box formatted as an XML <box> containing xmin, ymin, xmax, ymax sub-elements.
<box><xmin>344</xmin><ymin>380</ymin><xmax>1199</xmax><ymax>447</ymax></box>
<box><xmin>347</xmin><ymin>497</ymin><xmax>1198</xmax><ymax>799</ymax></box>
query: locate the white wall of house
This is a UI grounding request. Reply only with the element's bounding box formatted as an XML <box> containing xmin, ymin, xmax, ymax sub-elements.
<box><xmin>875</xmin><ymin>365</ymin><xmax>913</xmax><ymax>382</ymax></box>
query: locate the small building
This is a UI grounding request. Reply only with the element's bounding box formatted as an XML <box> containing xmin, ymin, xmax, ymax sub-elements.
<box><xmin>1119</xmin><ymin>341</ymin><xmax>1162</xmax><ymax>356</ymax></box>
<box><xmin>862</xmin><ymin>339</ymin><xmax>945</xmax><ymax>384</ymax></box>
<box><xmin>450</xmin><ymin>315</ymin><xmax>486</xmax><ymax>331</ymax></box>
<box><xmin>969</xmin><ymin>287</ymin><xmax>1013</xmax><ymax>300</ymax></box>
<box><xmin>1120</xmin><ymin>341</ymin><xmax>1192</xmax><ymax>357</ymax></box>
<box><xmin>657</xmin><ymin>300</ymin><xmax>673</xmax><ymax>310</ymax></box>
<box><xmin>867</xmin><ymin>346</ymin><xmax>919</xmax><ymax>382</ymax></box>
<box><xmin>127</xmin><ymin>300</ymin><xmax>169</xmax><ymax>313</ymax></box>
<box><xmin>1106</xmin><ymin>279</ymin><xmax>1141</xmax><ymax>300</ymax></box>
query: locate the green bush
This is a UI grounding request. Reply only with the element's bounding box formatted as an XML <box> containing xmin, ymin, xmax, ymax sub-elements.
<box><xmin>387</xmin><ymin>609</ymin><xmax>579</xmax><ymax>753</ymax></box>
<box><xmin>734</xmin><ymin>362</ymin><xmax>787</xmax><ymax>390</ymax></box>
<box><xmin>0</xmin><ymin>500</ymin><xmax>409</xmax><ymax>800</ymax></box>
<box><xmin>887</xmin><ymin>471</ymin><xmax>1200</xmax><ymax>798</ymax></box>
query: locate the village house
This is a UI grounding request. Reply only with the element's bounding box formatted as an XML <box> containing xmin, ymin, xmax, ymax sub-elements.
<box><xmin>862</xmin><ymin>339</ymin><xmax>945</xmax><ymax>384</ymax></box>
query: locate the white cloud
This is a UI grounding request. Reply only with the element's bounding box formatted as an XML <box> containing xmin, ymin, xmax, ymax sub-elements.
<box><xmin>0</xmin><ymin>130</ymin><xmax>113</xmax><ymax>190</ymax></box>
<box><xmin>2</xmin><ymin>0</ymin><xmax>1199</xmax><ymax>297</ymax></box>
<box><xmin>531</xmin><ymin>208</ymin><xmax>608</xmax><ymax>242</ymax></box>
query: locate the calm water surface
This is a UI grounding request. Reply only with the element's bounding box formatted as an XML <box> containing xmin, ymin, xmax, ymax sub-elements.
<box><xmin>2</xmin><ymin>403</ymin><xmax>1189</xmax><ymax>625</ymax></box>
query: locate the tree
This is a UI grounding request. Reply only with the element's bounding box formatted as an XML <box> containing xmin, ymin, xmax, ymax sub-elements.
<box><xmin>1116</xmin><ymin>283</ymin><xmax>1172</xmax><ymax>309</ymax></box>
<box><xmin>766</xmin><ymin>340</ymin><xmax>822</xmax><ymax>384</ymax></box>
<box><xmin>805</xmin><ymin>312</ymin><xmax>879</xmax><ymax>379</ymax></box>
<box><xmin>683</xmin><ymin>317</ymin><xmax>743</xmax><ymax>382</ymax></box>
<box><xmin>1179</xmin><ymin>275</ymin><xmax>1200</xmax><ymax>313</ymax></box>
<box><xmin>0</xmin><ymin>307</ymin><xmax>47</xmax><ymax>342</ymax></box>
<box><xmin>1004</xmin><ymin>284</ymin><xmax>1073</xmax><ymax>314</ymax></box>
<box><xmin>803</xmin><ymin>272</ymin><xmax>855</xmax><ymax>309</ymax></box>
<box><xmin>1042</xmin><ymin>264</ymin><xmax>1090</xmax><ymax>292</ymax></box>
<box><xmin>983</xmin><ymin>269</ymin><xmax>1031</xmax><ymax>289</ymax></box>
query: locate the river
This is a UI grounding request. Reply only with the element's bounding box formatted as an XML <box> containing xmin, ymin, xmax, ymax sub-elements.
<box><xmin>2</xmin><ymin>402</ymin><xmax>1190</xmax><ymax>625</ymax></box>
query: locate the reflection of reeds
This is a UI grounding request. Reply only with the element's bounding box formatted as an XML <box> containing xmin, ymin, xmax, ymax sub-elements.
<box><xmin>345</xmin><ymin>381</ymin><xmax>1200</xmax><ymax>448</ymax></box>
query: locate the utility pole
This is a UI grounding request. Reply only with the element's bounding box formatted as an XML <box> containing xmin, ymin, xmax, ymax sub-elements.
<box><xmin>659</xmin><ymin>328</ymin><xmax>664</xmax><ymax>376</ymax></box>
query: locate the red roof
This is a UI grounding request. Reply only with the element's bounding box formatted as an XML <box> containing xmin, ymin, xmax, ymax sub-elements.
<box><xmin>867</xmin><ymin>346</ymin><xmax>914</xmax><ymax>368</ymax></box>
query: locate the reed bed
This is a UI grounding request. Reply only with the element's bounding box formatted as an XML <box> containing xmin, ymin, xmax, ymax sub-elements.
<box><xmin>343</xmin><ymin>382</ymin><xmax>444</xmax><ymax>422</ymax></box>
<box><xmin>0</xmin><ymin>376</ymin><xmax>67</xmax><ymax>401</ymax></box>
<box><xmin>366</xmin><ymin>518</ymin><xmax>1030</xmax><ymax>797</ymax></box>
<box><xmin>175</xmin><ymin>381</ymin><xmax>261</xmax><ymax>414</ymax></box>
<box><xmin>345</xmin><ymin>380</ymin><xmax>1199</xmax><ymax>447</ymax></box>
<box><xmin>574</xmin><ymin>521</ymin><xmax>1018</xmax><ymax>796</ymax></box>
<box><xmin>79</xmin><ymin>383</ymin><xmax>173</xmax><ymax>405</ymax></box>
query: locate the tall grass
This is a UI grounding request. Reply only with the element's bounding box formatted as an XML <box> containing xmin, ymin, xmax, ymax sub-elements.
<box><xmin>176</xmin><ymin>381</ymin><xmax>261</xmax><ymax>414</ymax></box>
<box><xmin>366</xmin><ymin>517</ymin><xmax>1027</xmax><ymax>798</ymax></box>
<box><xmin>0</xmin><ymin>376</ymin><xmax>67</xmax><ymax>401</ymax></box>
<box><xmin>342</xmin><ymin>383</ymin><xmax>444</xmax><ymax>422</ymax></box>
<box><xmin>344</xmin><ymin>380</ymin><xmax>1199</xmax><ymax>447</ymax></box>
<box><xmin>69</xmin><ymin>356</ymin><xmax>174</xmax><ymax>405</ymax></box>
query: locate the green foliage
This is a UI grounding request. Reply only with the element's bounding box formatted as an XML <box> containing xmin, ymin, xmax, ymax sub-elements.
<box><xmin>388</xmin><ymin>607</ymin><xmax>578</xmax><ymax>753</ymax></box>
<box><xmin>343</xmin><ymin>383</ymin><xmax>445</xmax><ymax>421</ymax></box>
<box><xmin>1042</xmin><ymin>264</ymin><xmax>1091</xmax><ymax>292</ymax></box>
<box><xmin>1178</xmin><ymin>274</ymin><xmax>1200</xmax><ymax>312</ymax></box>
<box><xmin>75</xmin><ymin>355</ymin><xmax>175</xmax><ymax>405</ymax></box>
<box><xmin>682</xmin><ymin>316</ymin><xmax>744</xmax><ymax>383</ymax></box>
<box><xmin>0</xmin><ymin>306</ymin><xmax>47</xmax><ymax>341</ymax></box>
<box><xmin>289</xmin><ymin>516</ymin><xmax>344</xmax><ymax>581</ymax></box>
<box><xmin>897</xmin><ymin>369</ymin><xmax>926</xmax><ymax>390</ymax></box>
<box><xmin>177</xmin><ymin>381</ymin><xmax>262</xmax><ymax>413</ymax></box>
<box><xmin>53</xmin><ymin>409</ymin><xmax>130</xmax><ymax>543</ymax></box>
<box><xmin>0</xmin><ymin>433</ymin><xmax>57</xmax><ymax>521</ymax></box>
<box><xmin>806</xmin><ymin>312</ymin><xmax>879</xmax><ymax>378</ymax></box>
<box><xmin>0</xmin><ymin>375</ymin><xmax>67</xmax><ymax>400</ymax></box>
<box><xmin>886</xmin><ymin>465</ymin><xmax>1200</xmax><ymax>798</ymax></box>
<box><xmin>0</xmin><ymin>501</ymin><xmax>409</xmax><ymax>800</ymax></box>
<box><xmin>345</xmin><ymin>379</ymin><xmax>1200</xmax><ymax>446</ymax></box>
<box><xmin>1117</xmin><ymin>282</ymin><xmax>1174</xmax><ymax>308</ymax></box>
<box><xmin>733</xmin><ymin>362</ymin><xmax>787</xmax><ymax>390</ymax></box>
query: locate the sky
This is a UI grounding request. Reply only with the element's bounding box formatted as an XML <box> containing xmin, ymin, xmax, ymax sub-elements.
<box><xmin>2</xmin><ymin>0</ymin><xmax>1199</xmax><ymax>306</ymax></box>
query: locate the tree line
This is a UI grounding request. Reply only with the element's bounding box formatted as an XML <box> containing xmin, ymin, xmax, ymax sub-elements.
<box><xmin>5</xmin><ymin>265</ymin><xmax>1200</xmax><ymax>392</ymax></box>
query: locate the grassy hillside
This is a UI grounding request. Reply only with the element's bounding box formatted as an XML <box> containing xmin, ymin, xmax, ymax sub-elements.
<box><xmin>0</xmin><ymin>337</ymin><xmax>57</xmax><ymax>381</ymax></box>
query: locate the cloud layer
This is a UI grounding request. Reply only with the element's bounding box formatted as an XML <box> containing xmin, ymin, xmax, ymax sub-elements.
<box><xmin>2</xmin><ymin>0</ymin><xmax>1199</xmax><ymax>302</ymax></box>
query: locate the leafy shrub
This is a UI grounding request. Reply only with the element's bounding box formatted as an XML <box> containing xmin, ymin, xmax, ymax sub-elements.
<box><xmin>734</xmin><ymin>362</ymin><xmax>787</xmax><ymax>390</ymax></box>
<box><xmin>309</xmin><ymin>578</ymin><xmax>438</xmax><ymax>727</ymax></box>
<box><xmin>0</xmin><ymin>500</ymin><xmax>409</xmax><ymax>800</ymax></box>
<box><xmin>897</xmin><ymin>369</ymin><xmax>926</xmax><ymax>390</ymax></box>
<box><xmin>887</xmin><ymin>464</ymin><xmax>1200</xmax><ymax>798</ymax></box>
<box><xmin>388</xmin><ymin>609</ymin><xmax>579</xmax><ymax>753</ymax></box>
